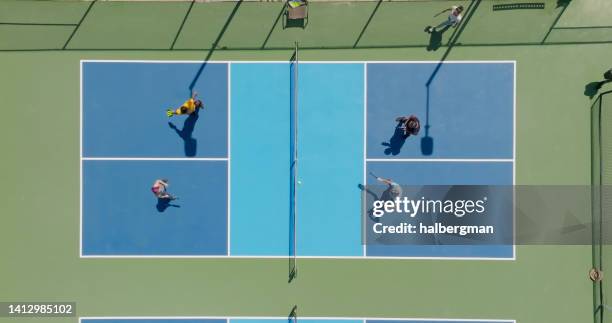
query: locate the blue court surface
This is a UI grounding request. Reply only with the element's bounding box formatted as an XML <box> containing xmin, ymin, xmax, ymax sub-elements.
<box><xmin>80</xmin><ymin>317</ymin><xmax>513</xmax><ymax>323</ymax></box>
<box><xmin>81</xmin><ymin>61</ymin><xmax>514</xmax><ymax>259</ymax></box>
<box><xmin>82</xmin><ymin>160</ymin><xmax>228</xmax><ymax>255</ymax></box>
<box><xmin>82</xmin><ymin>62</ymin><xmax>228</xmax><ymax>158</ymax></box>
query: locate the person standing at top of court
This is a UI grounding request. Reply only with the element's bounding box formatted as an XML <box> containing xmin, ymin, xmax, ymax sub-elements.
<box><xmin>167</xmin><ymin>91</ymin><xmax>203</xmax><ymax>117</ymax></box>
<box><xmin>151</xmin><ymin>179</ymin><xmax>177</xmax><ymax>200</ymax></box>
<box><xmin>424</xmin><ymin>5</ymin><xmax>464</xmax><ymax>34</ymax></box>
<box><xmin>395</xmin><ymin>115</ymin><xmax>421</xmax><ymax>137</ymax></box>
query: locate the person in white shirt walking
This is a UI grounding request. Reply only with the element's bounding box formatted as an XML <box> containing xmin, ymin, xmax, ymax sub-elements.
<box><xmin>425</xmin><ymin>5</ymin><xmax>464</xmax><ymax>34</ymax></box>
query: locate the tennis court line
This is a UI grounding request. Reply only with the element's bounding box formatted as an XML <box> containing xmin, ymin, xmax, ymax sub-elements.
<box><xmin>512</xmin><ymin>62</ymin><xmax>517</xmax><ymax>255</ymax></box>
<box><xmin>227</xmin><ymin>61</ymin><xmax>232</xmax><ymax>256</ymax></box>
<box><xmin>363</xmin><ymin>61</ymin><xmax>517</xmax><ymax>261</ymax></box>
<box><xmin>80</xmin><ymin>316</ymin><xmax>515</xmax><ymax>322</ymax></box>
<box><xmin>365</xmin><ymin>158</ymin><xmax>514</xmax><ymax>162</ymax></box>
<box><xmin>362</xmin><ymin>61</ymin><xmax>368</xmax><ymax>258</ymax></box>
<box><xmin>79</xmin><ymin>60</ymin><xmax>232</xmax><ymax>258</ymax></box>
<box><xmin>81</xmin><ymin>60</ymin><xmax>517</xmax><ymax>65</ymax></box>
<box><xmin>79</xmin><ymin>60</ymin><xmax>84</xmax><ymax>258</ymax></box>
<box><xmin>80</xmin><ymin>60</ymin><xmax>516</xmax><ymax>260</ymax></box>
<box><xmin>79</xmin><ymin>255</ymin><xmax>515</xmax><ymax>260</ymax></box>
<box><xmin>82</xmin><ymin>157</ymin><xmax>229</xmax><ymax>161</ymax></box>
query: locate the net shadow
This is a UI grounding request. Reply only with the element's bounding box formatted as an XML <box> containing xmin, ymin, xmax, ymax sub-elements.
<box><xmin>288</xmin><ymin>42</ymin><xmax>298</xmax><ymax>283</ymax></box>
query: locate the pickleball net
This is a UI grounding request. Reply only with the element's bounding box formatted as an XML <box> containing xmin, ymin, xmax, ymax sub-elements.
<box><xmin>593</xmin><ymin>90</ymin><xmax>612</xmax><ymax>323</ymax></box>
<box><xmin>289</xmin><ymin>42</ymin><xmax>299</xmax><ymax>282</ymax></box>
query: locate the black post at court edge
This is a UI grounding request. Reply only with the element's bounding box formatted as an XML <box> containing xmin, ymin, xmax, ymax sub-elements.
<box><xmin>171</xmin><ymin>0</ymin><xmax>196</xmax><ymax>50</ymax></box>
<box><xmin>63</xmin><ymin>0</ymin><xmax>96</xmax><ymax>50</ymax></box>
<box><xmin>189</xmin><ymin>0</ymin><xmax>243</xmax><ymax>92</ymax></box>
<box><xmin>422</xmin><ymin>0</ymin><xmax>481</xmax><ymax>152</ymax></box>
<box><xmin>427</xmin><ymin>0</ymin><xmax>481</xmax><ymax>85</ymax></box>
<box><xmin>596</xmin><ymin>91</ymin><xmax>609</xmax><ymax>322</ymax></box>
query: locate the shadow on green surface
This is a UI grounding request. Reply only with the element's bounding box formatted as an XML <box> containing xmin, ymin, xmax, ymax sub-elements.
<box><xmin>170</xmin><ymin>0</ymin><xmax>196</xmax><ymax>50</ymax></box>
<box><xmin>541</xmin><ymin>0</ymin><xmax>571</xmax><ymax>44</ymax></box>
<box><xmin>284</xmin><ymin>17</ymin><xmax>306</xmax><ymax>29</ymax></box>
<box><xmin>426</xmin><ymin>25</ymin><xmax>450</xmax><ymax>51</ymax></box>
<box><xmin>262</xmin><ymin>4</ymin><xmax>287</xmax><ymax>49</ymax></box>
<box><xmin>188</xmin><ymin>0</ymin><xmax>243</xmax><ymax>92</ymax></box>
<box><xmin>2</xmin><ymin>0</ymin><xmax>612</xmax><ymax>51</ymax></box>
<box><xmin>585</xmin><ymin>70</ymin><xmax>612</xmax><ymax>99</ymax></box>
<box><xmin>353</xmin><ymin>0</ymin><xmax>382</xmax><ymax>48</ymax></box>
<box><xmin>288</xmin><ymin>305</ymin><xmax>297</xmax><ymax>320</ymax></box>
<box><xmin>585</xmin><ymin>82</ymin><xmax>612</xmax><ymax>100</ymax></box>
<box><xmin>557</xmin><ymin>0</ymin><xmax>572</xmax><ymax>8</ymax></box>
<box><xmin>62</xmin><ymin>0</ymin><xmax>96</xmax><ymax>49</ymax></box>
<box><xmin>492</xmin><ymin>2</ymin><xmax>544</xmax><ymax>11</ymax></box>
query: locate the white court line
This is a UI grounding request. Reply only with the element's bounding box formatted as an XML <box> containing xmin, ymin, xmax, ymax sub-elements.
<box><xmin>512</xmin><ymin>61</ymin><xmax>517</xmax><ymax>260</ymax></box>
<box><xmin>80</xmin><ymin>316</ymin><xmax>515</xmax><ymax>323</ymax></box>
<box><xmin>79</xmin><ymin>255</ymin><xmax>515</xmax><ymax>260</ymax></box>
<box><xmin>227</xmin><ymin>63</ymin><xmax>232</xmax><ymax>256</ymax></box>
<box><xmin>81</xmin><ymin>59</ymin><xmax>517</xmax><ymax>65</ymax></box>
<box><xmin>362</xmin><ymin>61</ymin><xmax>517</xmax><ymax>261</ymax></box>
<box><xmin>362</xmin><ymin>62</ymin><xmax>368</xmax><ymax>258</ymax></box>
<box><xmin>81</xmin><ymin>157</ymin><xmax>228</xmax><ymax>161</ymax></box>
<box><xmin>365</xmin><ymin>158</ymin><xmax>514</xmax><ymax>163</ymax></box>
<box><xmin>80</xmin><ymin>60</ymin><xmax>518</xmax><ymax>261</ymax></box>
<box><xmin>79</xmin><ymin>60</ymin><xmax>84</xmax><ymax>258</ymax></box>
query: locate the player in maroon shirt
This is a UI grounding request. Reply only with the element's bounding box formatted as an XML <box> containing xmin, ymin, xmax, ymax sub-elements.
<box><xmin>395</xmin><ymin>115</ymin><xmax>421</xmax><ymax>137</ymax></box>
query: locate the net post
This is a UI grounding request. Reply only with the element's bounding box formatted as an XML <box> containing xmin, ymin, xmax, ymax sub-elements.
<box><xmin>289</xmin><ymin>305</ymin><xmax>297</xmax><ymax>323</ymax></box>
<box><xmin>592</xmin><ymin>90</ymin><xmax>612</xmax><ymax>320</ymax></box>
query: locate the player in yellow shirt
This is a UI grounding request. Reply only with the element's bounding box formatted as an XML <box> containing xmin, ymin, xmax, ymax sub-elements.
<box><xmin>167</xmin><ymin>91</ymin><xmax>203</xmax><ymax>117</ymax></box>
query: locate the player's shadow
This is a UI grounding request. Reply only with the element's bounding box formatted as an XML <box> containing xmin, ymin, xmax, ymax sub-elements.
<box><xmin>382</xmin><ymin>123</ymin><xmax>409</xmax><ymax>155</ymax></box>
<box><xmin>358</xmin><ymin>184</ymin><xmax>381</xmax><ymax>223</ymax></box>
<box><xmin>427</xmin><ymin>25</ymin><xmax>451</xmax><ymax>51</ymax></box>
<box><xmin>168</xmin><ymin>110</ymin><xmax>199</xmax><ymax>157</ymax></box>
<box><xmin>156</xmin><ymin>198</ymin><xmax>180</xmax><ymax>212</ymax></box>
